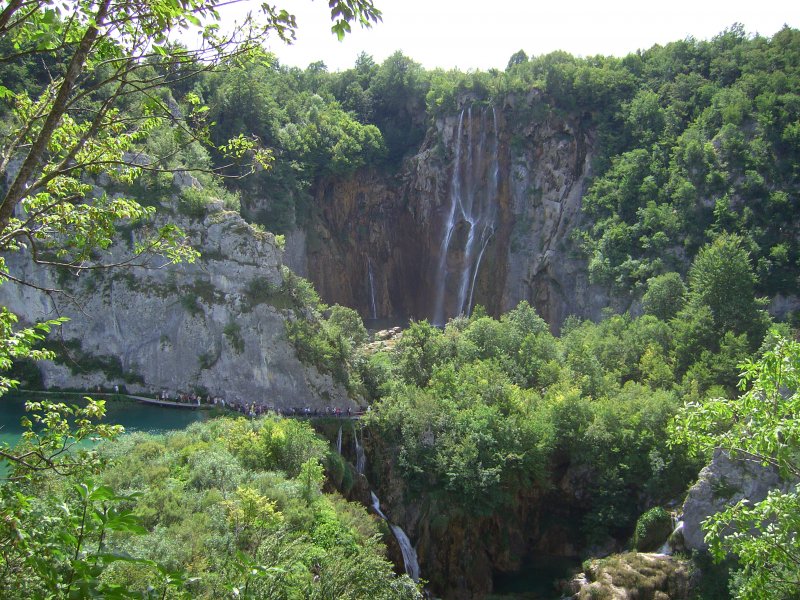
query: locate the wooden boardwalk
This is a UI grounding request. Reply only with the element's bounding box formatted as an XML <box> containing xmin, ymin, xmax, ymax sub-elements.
<box><xmin>14</xmin><ymin>389</ymin><xmax>366</xmax><ymax>416</ymax></box>
<box><xmin>124</xmin><ymin>394</ymin><xmax>209</xmax><ymax>409</ymax></box>
<box><xmin>15</xmin><ymin>389</ymin><xmax>210</xmax><ymax>410</ymax></box>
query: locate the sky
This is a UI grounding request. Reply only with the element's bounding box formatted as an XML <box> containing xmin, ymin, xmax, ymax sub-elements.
<box><xmin>247</xmin><ymin>0</ymin><xmax>800</xmax><ymax>72</ymax></box>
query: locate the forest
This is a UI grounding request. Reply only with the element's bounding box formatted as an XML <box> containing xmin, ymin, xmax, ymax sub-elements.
<box><xmin>1</xmin><ymin>0</ymin><xmax>800</xmax><ymax>598</ymax></box>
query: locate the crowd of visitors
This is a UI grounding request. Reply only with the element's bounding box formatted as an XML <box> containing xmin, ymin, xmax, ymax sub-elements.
<box><xmin>156</xmin><ymin>389</ymin><xmax>361</xmax><ymax>417</ymax></box>
<box><xmin>220</xmin><ymin>400</ymin><xmax>359</xmax><ymax>418</ymax></box>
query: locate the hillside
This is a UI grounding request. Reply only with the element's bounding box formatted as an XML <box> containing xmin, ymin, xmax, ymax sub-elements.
<box><xmin>1</xmin><ymin>16</ymin><xmax>799</xmax><ymax>600</ymax></box>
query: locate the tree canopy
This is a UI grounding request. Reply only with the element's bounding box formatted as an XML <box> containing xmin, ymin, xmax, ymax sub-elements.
<box><xmin>0</xmin><ymin>0</ymin><xmax>384</xmax><ymax>595</ymax></box>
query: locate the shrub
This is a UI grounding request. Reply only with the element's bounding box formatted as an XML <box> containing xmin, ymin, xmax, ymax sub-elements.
<box><xmin>632</xmin><ymin>507</ymin><xmax>673</xmax><ymax>551</ymax></box>
<box><xmin>223</xmin><ymin>321</ymin><xmax>244</xmax><ymax>353</ymax></box>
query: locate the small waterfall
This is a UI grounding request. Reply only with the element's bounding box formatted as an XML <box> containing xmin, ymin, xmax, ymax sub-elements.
<box><xmin>367</xmin><ymin>257</ymin><xmax>378</xmax><ymax>320</ymax></box>
<box><xmin>336</xmin><ymin>425</ymin><xmax>343</xmax><ymax>455</ymax></box>
<box><xmin>657</xmin><ymin>519</ymin><xmax>684</xmax><ymax>555</ymax></box>
<box><xmin>353</xmin><ymin>427</ymin><xmax>366</xmax><ymax>476</ymax></box>
<box><xmin>432</xmin><ymin>105</ymin><xmax>500</xmax><ymax>326</ymax></box>
<box><xmin>371</xmin><ymin>492</ymin><xmax>421</xmax><ymax>582</ymax></box>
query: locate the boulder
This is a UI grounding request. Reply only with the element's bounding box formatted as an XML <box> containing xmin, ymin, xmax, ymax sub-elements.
<box><xmin>682</xmin><ymin>448</ymin><xmax>785</xmax><ymax>551</ymax></box>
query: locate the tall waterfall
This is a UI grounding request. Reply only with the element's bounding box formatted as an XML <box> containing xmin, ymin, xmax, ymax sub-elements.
<box><xmin>433</xmin><ymin>105</ymin><xmax>500</xmax><ymax>326</ymax></box>
<box><xmin>367</xmin><ymin>257</ymin><xmax>378</xmax><ymax>320</ymax></box>
<box><xmin>336</xmin><ymin>425</ymin><xmax>343</xmax><ymax>455</ymax></box>
<box><xmin>371</xmin><ymin>492</ymin><xmax>421</xmax><ymax>582</ymax></box>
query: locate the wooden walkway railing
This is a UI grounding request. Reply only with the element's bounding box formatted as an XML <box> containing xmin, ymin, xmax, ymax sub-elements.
<box><xmin>15</xmin><ymin>389</ymin><xmax>210</xmax><ymax>410</ymax></box>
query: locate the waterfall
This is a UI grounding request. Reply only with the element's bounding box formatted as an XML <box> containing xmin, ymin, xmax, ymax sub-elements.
<box><xmin>355</xmin><ymin>429</ymin><xmax>422</xmax><ymax>582</ymax></box>
<box><xmin>353</xmin><ymin>427</ymin><xmax>366</xmax><ymax>476</ymax></box>
<box><xmin>367</xmin><ymin>257</ymin><xmax>378</xmax><ymax>320</ymax></box>
<box><xmin>657</xmin><ymin>519</ymin><xmax>684</xmax><ymax>555</ymax></box>
<box><xmin>432</xmin><ymin>105</ymin><xmax>500</xmax><ymax>326</ymax></box>
<box><xmin>336</xmin><ymin>425</ymin><xmax>343</xmax><ymax>455</ymax></box>
<box><xmin>371</xmin><ymin>492</ymin><xmax>421</xmax><ymax>582</ymax></box>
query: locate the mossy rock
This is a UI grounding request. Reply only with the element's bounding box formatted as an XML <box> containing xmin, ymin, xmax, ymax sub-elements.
<box><xmin>633</xmin><ymin>507</ymin><xmax>674</xmax><ymax>552</ymax></box>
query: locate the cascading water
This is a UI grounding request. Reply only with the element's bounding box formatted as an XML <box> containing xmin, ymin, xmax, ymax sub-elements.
<box><xmin>657</xmin><ymin>518</ymin><xmax>684</xmax><ymax>555</ymax></box>
<box><xmin>367</xmin><ymin>257</ymin><xmax>378</xmax><ymax>320</ymax></box>
<box><xmin>352</xmin><ymin>427</ymin><xmax>421</xmax><ymax>582</ymax></box>
<box><xmin>336</xmin><ymin>425</ymin><xmax>343</xmax><ymax>455</ymax></box>
<box><xmin>371</xmin><ymin>492</ymin><xmax>421</xmax><ymax>582</ymax></box>
<box><xmin>432</xmin><ymin>105</ymin><xmax>500</xmax><ymax>326</ymax></box>
<box><xmin>353</xmin><ymin>426</ymin><xmax>366</xmax><ymax>476</ymax></box>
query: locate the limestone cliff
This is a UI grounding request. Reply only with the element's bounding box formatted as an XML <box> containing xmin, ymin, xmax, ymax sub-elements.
<box><xmin>0</xmin><ymin>203</ymin><xmax>352</xmax><ymax>408</ymax></box>
<box><xmin>296</xmin><ymin>93</ymin><xmax>622</xmax><ymax>329</ymax></box>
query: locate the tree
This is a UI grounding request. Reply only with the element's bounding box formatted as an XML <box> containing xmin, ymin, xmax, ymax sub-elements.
<box><xmin>0</xmin><ymin>1</ymin><xmax>381</xmax><ymax>594</ymax></box>
<box><xmin>670</xmin><ymin>334</ymin><xmax>800</xmax><ymax>599</ymax></box>
<box><xmin>685</xmin><ymin>234</ymin><xmax>767</xmax><ymax>343</ymax></box>
<box><xmin>0</xmin><ymin>0</ymin><xmax>381</xmax><ymax>456</ymax></box>
<box><xmin>327</xmin><ymin>304</ymin><xmax>368</xmax><ymax>346</ymax></box>
<box><xmin>642</xmin><ymin>272</ymin><xmax>686</xmax><ymax>320</ymax></box>
<box><xmin>0</xmin><ymin>0</ymin><xmax>380</xmax><ymax>274</ymax></box>
<box><xmin>506</xmin><ymin>49</ymin><xmax>528</xmax><ymax>70</ymax></box>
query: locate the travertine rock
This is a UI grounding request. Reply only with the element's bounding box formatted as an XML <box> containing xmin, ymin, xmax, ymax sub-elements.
<box><xmin>569</xmin><ymin>552</ymin><xmax>694</xmax><ymax>600</ymax></box>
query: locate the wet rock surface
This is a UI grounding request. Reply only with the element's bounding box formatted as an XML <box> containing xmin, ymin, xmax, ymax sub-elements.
<box><xmin>293</xmin><ymin>96</ymin><xmax>617</xmax><ymax>331</ymax></box>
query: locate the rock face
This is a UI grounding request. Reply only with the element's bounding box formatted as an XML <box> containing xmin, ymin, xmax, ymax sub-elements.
<box><xmin>0</xmin><ymin>204</ymin><xmax>352</xmax><ymax>408</ymax></box>
<box><xmin>297</xmin><ymin>94</ymin><xmax>619</xmax><ymax>330</ymax></box>
<box><xmin>681</xmin><ymin>448</ymin><xmax>786</xmax><ymax>551</ymax></box>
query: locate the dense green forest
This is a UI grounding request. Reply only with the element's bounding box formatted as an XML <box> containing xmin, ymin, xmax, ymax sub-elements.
<box><xmin>2</xmin><ymin>1</ymin><xmax>800</xmax><ymax>597</ymax></box>
<box><xmin>7</xmin><ymin>21</ymin><xmax>797</xmax><ymax>291</ymax></box>
<box><xmin>120</xmin><ymin>23</ymin><xmax>800</xmax><ymax>304</ymax></box>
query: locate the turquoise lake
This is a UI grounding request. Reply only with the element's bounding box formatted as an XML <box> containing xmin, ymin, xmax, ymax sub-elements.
<box><xmin>0</xmin><ymin>392</ymin><xmax>209</xmax><ymax>451</ymax></box>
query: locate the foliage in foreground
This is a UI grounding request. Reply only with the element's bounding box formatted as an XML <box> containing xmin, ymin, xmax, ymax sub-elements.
<box><xmin>1</xmin><ymin>416</ymin><xmax>421</xmax><ymax>599</ymax></box>
<box><xmin>671</xmin><ymin>334</ymin><xmax>800</xmax><ymax>599</ymax></box>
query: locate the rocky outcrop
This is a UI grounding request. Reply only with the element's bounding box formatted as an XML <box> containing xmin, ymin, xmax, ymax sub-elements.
<box><xmin>568</xmin><ymin>552</ymin><xmax>695</xmax><ymax>600</ymax></box>
<box><xmin>681</xmin><ymin>448</ymin><xmax>787</xmax><ymax>551</ymax></box>
<box><xmin>296</xmin><ymin>93</ymin><xmax>618</xmax><ymax>330</ymax></box>
<box><xmin>0</xmin><ymin>203</ymin><xmax>353</xmax><ymax>409</ymax></box>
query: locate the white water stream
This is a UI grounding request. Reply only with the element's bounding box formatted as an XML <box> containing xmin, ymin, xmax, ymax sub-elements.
<box><xmin>353</xmin><ymin>426</ymin><xmax>367</xmax><ymax>476</ymax></box>
<box><xmin>657</xmin><ymin>519</ymin><xmax>684</xmax><ymax>555</ymax></box>
<box><xmin>371</xmin><ymin>492</ymin><xmax>421</xmax><ymax>582</ymax></box>
<box><xmin>351</xmin><ymin>426</ymin><xmax>421</xmax><ymax>582</ymax></box>
<box><xmin>367</xmin><ymin>257</ymin><xmax>378</xmax><ymax>320</ymax></box>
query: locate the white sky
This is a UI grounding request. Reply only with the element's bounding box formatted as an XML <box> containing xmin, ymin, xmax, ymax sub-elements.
<box><xmin>248</xmin><ymin>0</ymin><xmax>800</xmax><ymax>72</ymax></box>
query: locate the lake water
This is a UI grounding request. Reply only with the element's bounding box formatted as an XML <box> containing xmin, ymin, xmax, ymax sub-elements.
<box><xmin>0</xmin><ymin>392</ymin><xmax>209</xmax><ymax>450</ymax></box>
<box><xmin>489</xmin><ymin>556</ymin><xmax>581</xmax><ymax>599</ymax></box>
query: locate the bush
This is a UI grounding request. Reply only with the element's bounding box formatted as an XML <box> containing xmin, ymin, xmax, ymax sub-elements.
<box><xmin>223</xmin><ymin>320</ymin><xmax>244</xmax><ymax>353</ymax></box>
<box><xmin>632</xmin><ymin>507</ymin><xmax>673</xmax><ymax>551</ymax></box>
<box><xmin>177</xmin><ymin>186</ymin><xmax>212</xmax><ymax>217</ymax></box>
